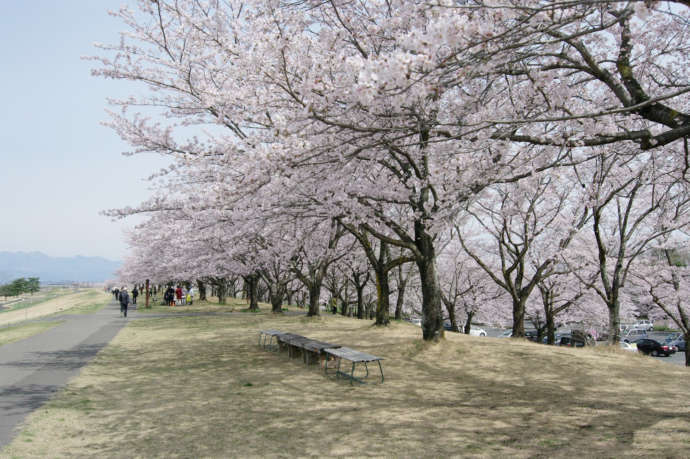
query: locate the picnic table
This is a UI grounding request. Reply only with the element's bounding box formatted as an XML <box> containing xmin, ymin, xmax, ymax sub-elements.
<box><xmin>323</xmin><ymin>346</ymin><xmax>384</xmax><ymax>385</ymax></box>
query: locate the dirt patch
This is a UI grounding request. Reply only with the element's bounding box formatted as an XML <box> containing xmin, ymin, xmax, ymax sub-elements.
<box><xmin>2</xmin><ymin>307</ymin><xmax>688</xmax><ymax>457</ymax></box>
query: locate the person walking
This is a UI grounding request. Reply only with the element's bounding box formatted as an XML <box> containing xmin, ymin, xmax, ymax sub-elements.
<box><xmin>188</xmin><ymin>286</ymin><xmax>195</xmax><ymax>305</ymax></box>
<box><xmin>119</xmin><ymin>286</ymin><xmax>131</xmax><ymax>318</ymax></box>
<box><xmin>175</xmin><ymin>285</ymin><xmax>183</xmax><ymax>306</ymax></box>
<box><xmin>132</xmin><ymin>286</ymin><xmax>139</xmax><ymax>305</ymax></box>
<box><xmin>165</xmin><ymin>286</ymin><xmax>175</xmax><ymax>307</ymax></box>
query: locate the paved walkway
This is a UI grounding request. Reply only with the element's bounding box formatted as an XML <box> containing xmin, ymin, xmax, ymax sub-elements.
<box><xmin>0</xmin><ymin>299</ymin><xmax>127</xmax><ymax>447</ymax></box>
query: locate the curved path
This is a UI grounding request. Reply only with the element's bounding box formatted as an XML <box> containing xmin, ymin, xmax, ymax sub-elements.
<box><xmin>0</xmin><ymin>299</ymin><xmax>127</xmax><ymax>447</ymax></box>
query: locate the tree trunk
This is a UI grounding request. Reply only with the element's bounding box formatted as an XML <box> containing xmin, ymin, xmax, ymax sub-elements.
<box><xmin>374</xmin><ymin>266</ymin><xmax>391</xmax><ymax>326</ymax></box>
<box><xmin>684</xmin><ymin>332</ymin><xmax>690</xmax><ymax>367</ymax></box>
<box><xmin>216</xmin><ymin>280</ymin><xmax>227</xmax><ymax>305</ymax></box>
<box><xmin>269</xmin><ymin>287</ymin><xmax>284</xmax><ymax>314</ymax></box>
<box><xmin>607</xmin><ymin>299</ymin><xmax>621</xmax><ymax>344</ymax></box>
<box><xmin>511</xmin><ymin>297</ymin><xmax>526</xmax><ymax>338</ymax></box>
<box><xmin>308</xmin><ymin>282</ymin><xmax>322</xmax><ymax>317</ymax></box>
<box><xmin>415</xmin><ymin>225</ymin><xmax>443</xmax><ymax>341</ymax></box>
<box><xmin>545</xmin><ymin>308</ymin><xmax>556</xmax><ymax>344</ymax></box>
<box><xmin>442</xmin><ymin>297</ymin><xmax>459</xmax><ymax>332</ymax></box>
<box><xmin>356</xmin><ymin>285</ymin><xmax>364</xmax><ymax>319</ymax></box>
<box><xmin>464</xmin><ymin>311</ymin><xmax>474</xmax><ymax>334</ymax></box>
<box><xmin>229</xmin><ymin>278</ymin><xmax>237</xmax><ymax>298</ymax></box>
<box><xmin>394</xmin><ymin>282</ymin><xmax>406</xmax><ymax>321</ymax></box>
<box><xmin>197</xmin><ymin>280</ymin><xmax>207</xmax><ymax>301</ymax></box>
<box><xmin>246</xmin><ymin>274</ymin><xmax>260</xmax><ymax>312</ymax></box>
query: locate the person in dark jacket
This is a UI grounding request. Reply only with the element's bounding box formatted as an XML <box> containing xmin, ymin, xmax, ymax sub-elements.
<box><xmin>132</xmin><ymin>286</ymin><xmax>139</xmax><ymax>305</ymax></box>
<box><xmin>164</xmin><ymin>286</ymin><xmax>175</xmax><ymax>307</ymax></box>
<box><xmin>119</xmin><ymin>286</ymin><xmax>131</xmax><ymax>318</ymax></box>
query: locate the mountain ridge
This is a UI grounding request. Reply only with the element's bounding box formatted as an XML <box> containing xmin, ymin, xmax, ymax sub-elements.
<box><xmin>0</xmin><ymin>251</ymin><xmax>121</xmax><ymax>283</ymax></box>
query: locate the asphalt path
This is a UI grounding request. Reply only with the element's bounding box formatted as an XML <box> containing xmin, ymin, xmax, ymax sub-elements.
<box><xmin>0</xmin><ymin>299</ymin><xmax>127</xmax><ymax>447</ymax></box>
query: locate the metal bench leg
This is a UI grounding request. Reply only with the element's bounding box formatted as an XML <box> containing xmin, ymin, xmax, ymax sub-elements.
<box><xmin>258</xmin><ymin>332</ymin><xmax>263</xmax><ymax>347</ymax></box>
<box><xmin>364</xmin><ymin>362</ymin><xmax>369</xmax><ymax>378</ymax></box>
<box><xmin>378</xmin><ymin>360</ymin><xmax>384</xmax><ymax>383</ymax></box>
<box><xmin>350</xmin><ymin>362</ymin><xmax>356</xmax><ymax>386</ymax></box>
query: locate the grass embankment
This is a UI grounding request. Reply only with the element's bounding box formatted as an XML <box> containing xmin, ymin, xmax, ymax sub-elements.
<box><xmin>3</xmin><ymin>302</ymin><xmax>689</xmax><ymax>458</ymax></box>
<box><xmin>0</xmin><ymin>289</ymin><xmax>111</xmax><ymax>348</ymax></box>
<box><xmin>0</xmin><ymin>287</ymin><xmax>73</xmax><ymax>314</ymax></box>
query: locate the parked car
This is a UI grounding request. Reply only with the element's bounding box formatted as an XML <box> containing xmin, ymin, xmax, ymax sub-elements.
<box><xmin>555</xmin><ymin>333</ymin><xmax>587</xmax><ymax>347</ymax></box>
<box><xmin>620</xmin><ymin>342</ymin><xmax>638</xmax><ymax>352</ymax></box>
<box><xmin>498</xmin><ymin>329</ymin><xmax>538</xmax><ymax>340</ymax></box>
<box><xmin>407</xmin><ymin>318</ymin><xmax>422</xmax><ymax>327</ymax></box>
<box><xmin>621</xmin><ymin>329</ymin><xmax>648</xmax><ymax>343</ymax></box>
<box><xmin>632</xmin><ymin>319</ymin><xmax>654</xmax><ymax>331</ymax></box>
<box><xmin>664</xmin><ymin>335</ymin><xmax>686</xmax><ymax>352</ymax></box>
<box><xmin>632</xmin><ymin>338</ymin><xmax>677</xmax><ymax>357</ymax></box>
<box><xmin>469</xmin><ymin>327</ymin><xmax>487</xmax><ymax>337</ymax></box>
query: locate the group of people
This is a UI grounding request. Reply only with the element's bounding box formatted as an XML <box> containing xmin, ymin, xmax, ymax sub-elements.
<box><xmin>163</xmin><ymin>285</ymin><xmax>194</xmax><ymax>307</ymax></box>
<box><xmin>112</xmin><ymin>284</ymin><xmax>195</xmax><ymax>316</ymax></box>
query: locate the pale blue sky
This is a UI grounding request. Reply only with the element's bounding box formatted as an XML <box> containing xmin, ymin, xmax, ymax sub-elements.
<box><xmin>0</xmin><ymin>1</ymin><xmax>166</xmax><ymax>261</ymax></box>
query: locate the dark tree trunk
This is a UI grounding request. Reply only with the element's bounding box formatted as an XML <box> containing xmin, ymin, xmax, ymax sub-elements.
<box><xmin>464</xmin><ymin>311</ymin><xmax>474</xmax><ymax>335</ymax></box>
<box><xmin>308</xmin><ymin>282</ymin><xmax>322</xmax><ymax>317</ymax></box>
<box><xmin>546</xmin><ymin>311</ymin><xmax>556</xmax><ymax>345</ymax></box>
<box><xmin>216</xmin><ymin>280</ymin><xmax>227</xmax><ymax>305</ymax></box>
<box><xmin>197</xmin><ymin>280</ymin><xmax>207</xmax><ymax>301</ymax></box>
<box><xmin>374</xmin><ymin>266</ymin><xmax>391</xmax><ymax>326</ymax></box>
<box><xmin>246</xmin><ymin>274</ymin><xmax>260</xmax><ymax>312</ymax></box>
<box><xmin>394</xmin><ymin>283</ymin><xmax>406</xmax><ymax>321</ymax></box>
<box><xmin>511</xmin><ymin>297</ymin><xmax>526</xmax><ymax>338</ymax></box>
<box><xmin>415</xmin><ymin>223</ymin><xmax>443</xmax><ymax>341</ymax></box>
<box><xmin>442</xmin><ymin>297</ymin><xmax>459</xmax><ymax>332</ymax></box>
<box><xmin>228</xmin><ymin>278</ymin><xmax>237</xmax><ymax>298</ymax></box>
<box><xmin>356</xmin><ymin>285</ymin><xmax>364</xmax><ymax>319</ymax></box>
<box><xmin>269</xmin><ymin>286</ymin><xmax>284</xmax><ymax>314</ymax></box>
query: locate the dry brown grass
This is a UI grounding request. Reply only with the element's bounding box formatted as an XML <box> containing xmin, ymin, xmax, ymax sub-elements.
<box><xmin>2</xmin><ymin>305</ymin><xmax>688</xmax><ymax>458</ymax></box>
<box><xmin>0</xmin><ymin>289</ymin><xmax>106</xmax><ymax>327</ymax></box>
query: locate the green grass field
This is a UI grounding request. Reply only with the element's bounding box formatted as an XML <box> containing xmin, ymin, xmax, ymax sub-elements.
<box><xmin>2</xmin><ymin>301</ymin><xmax>688</xmax><ymax>458</ymax></box>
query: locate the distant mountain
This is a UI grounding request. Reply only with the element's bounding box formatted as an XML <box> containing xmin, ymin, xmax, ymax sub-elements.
<box><xmin>0</xmin><ymin>251</ymin><xmax>121</xmax><ymax>284</ymax></box>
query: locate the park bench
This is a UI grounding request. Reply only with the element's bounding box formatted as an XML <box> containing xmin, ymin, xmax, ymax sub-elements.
<box><xmin>323</xmin><ymin>346</ymin><xmax>384</xmax><ymax>385</ymax></box>
<box><xmin>257</xmin><ymin>331</ymin><xmax>384</xmax><ymax>385</ymax></box>
<box><xmin>258</xmin><ymin>329</ymin><xmax>286</xmax><ymax>351</ymax></box>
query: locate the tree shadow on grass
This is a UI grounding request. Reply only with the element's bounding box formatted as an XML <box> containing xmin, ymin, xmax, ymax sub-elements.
<box><xmin>5</xmin><ymin>314</ymin><xmax>690</xmax><ymax>458</ymax></box>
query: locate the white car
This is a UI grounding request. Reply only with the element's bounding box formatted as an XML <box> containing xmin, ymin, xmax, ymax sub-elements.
<box><xmin>620</xmin><ymin>342</ymin><xmax>638</xmax><ymax>352</ymax></box>
<box><xmin>632</xmin><ymin>320</ymin><xmax>654</xmax><ymax>331</ymax></box>
<box><xmin>469</xmin><ymin>327</ymin><xmax>487</xmax><ymax>337</ymax></box>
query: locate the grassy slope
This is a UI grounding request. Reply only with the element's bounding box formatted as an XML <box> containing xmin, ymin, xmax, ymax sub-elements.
<box><xmin>2</xmin><ymin>301</ymin><xmax>688</xmax><ymax>458</ymax></box>
<box><xmin>0</xmin><ymin>290</ymin><xmax>110</xmax><ymax>345</ymax></box>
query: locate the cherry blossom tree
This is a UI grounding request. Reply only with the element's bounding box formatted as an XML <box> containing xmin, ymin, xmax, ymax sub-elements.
<box><xmin>631</xmin><ymin>247</ymin><xmax>690</xmax><ymax>365</ymax></box>
<box><xmin>565</xmin><ymin>145</ymin><xmax>690</xmax><ymax>343</ymax></box>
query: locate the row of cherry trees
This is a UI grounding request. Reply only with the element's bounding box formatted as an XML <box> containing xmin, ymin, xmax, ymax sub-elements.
<box><xmin>97</xmin><ymin>1</ymin><xmax>689</xmax><ymax>362</ymax></box>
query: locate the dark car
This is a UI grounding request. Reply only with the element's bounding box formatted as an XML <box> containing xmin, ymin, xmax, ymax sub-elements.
<box><xmin>633</xmin><ymin>338</ymin><xmax>677</xmax><ymax>357</ymax></box>
<box><xmin>664</xmin><ymin>335</ymin><xmax>686</xmax><ymax>352</ymax></box>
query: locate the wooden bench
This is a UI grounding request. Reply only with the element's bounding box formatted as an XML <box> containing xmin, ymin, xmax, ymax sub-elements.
<box><xmin>258</xmin><ymin>329</ymin><xmax>286</xmax><ymax>351</ymax></box>
<box><xmin>300</xmin><ymin>339</ymin><xmax>340</xmax><ymax>367</ymax></box>
<box><xmin>323</xmin><ymin>346</ymin><xmax>384</xmax><ymax>385</ymax></box>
